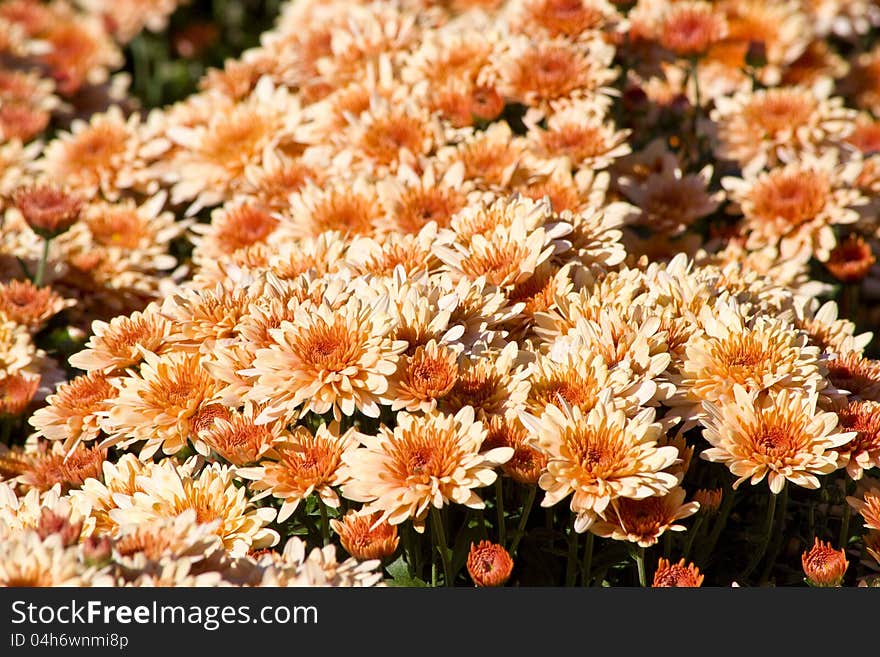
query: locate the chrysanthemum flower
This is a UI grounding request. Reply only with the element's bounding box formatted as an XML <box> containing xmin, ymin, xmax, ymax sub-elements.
<box><xmin>0</xmin><ymin>314</ymin><xmax>35</xmax><ymax>377</ymax></box>
<box><xmin>79</xmin><ymin>0</ymin><xmax>184</xmax><ymax>43</ymax></box>
<box><xmin>826</xmin><ymin>354</ymin><xmax>880</xmax><ymax>401</ymax></box>
<box><xmin>436</xmin><ymin>122</ymin><xmax>526</xmax><ymax>190</ymax></box>
<box><xmin>377</xmin><ymin>162</ymin><xmax>468</xmax><ymax>234</ymax></box>
<box><xmin>36</xmin><ymin>106</ymin><xmax>145</xmax><ymax>201</ymax></box>
<box><xmin>701</xmin><ymin>386</ymin><xmax>854</xmax><ymax>493</ymax></box>
<box><xmin>237</xmin><ymin>422</ymin><xmax>358</xmax><ymax>522</ymax></box>
<box><xmin>794</xmin><ymin>300</ymin><xmax>873</xmax><ymax>358</ymax></box>
<box><xmin>520</xmin><ymin>399</ymin><xmax>680</xmax><ymax>532</ymax></box>
<box><xmin>165</xmin><ymin>77</ymin><xmax>303</xmax><ymax>213</ymax></box>
<box><xmin>36</xmin><ymin>6</ymin><xmax>122</xmax><ymax>95</ymax></box>
<box><xmin>652</xmin><ymin>558</ymin><xmax>704</xmax><ymax>587</ymax></box>
<box><xmin>678</xmin><ymin>301</ymin><xmax>823</xmax><ymax>412</ymax></box>
<box><xmin>467</xmin><ymin>540</ymin><xmax>514</xmax><ymax>587</ymax></box>
<box><xmin>259</xmin><ymin>536</ymin><xmax>384</xmax><ymax>587</ymax></box>
<box><xmin>824</xmin><ymin>235</ymin><xmax>876</xmax><ymax>284</ymax></box>
<box><xmin>692</xmin><ymin>488</ymin><xmax>723</xmax><ymax>514</ymax></box>
<box><xmin>190</xmin><ymin>202</ymin><xmax>280</xmax><ymax>266</ymax></box>
<box><xmin>846</xmin><ymin>478</ymin><xmax>880</xmax><ymax>531</ymax></box>
<box><xmin>12</xmin><ymin>184</ymin><xmax>83</xmax><ymax>239</ymax></box>
<box><xmin>340</xmin><ymin>407</ymin><xmax>513</xmax><ymax>532</ymax></box>
<box><xmin>835</xmin><ymin>400</ymin><xmax>880</xmax><ymax>480</ymax></box>
<box><xmin>344</xmin><ymin>226</ymin><xmax>440</xmax><ymax>280</ymax></box>
<box><xmin>591</xmin><ymin>486</ymin><xmax>699</xmax><ymax>547</ymax></box>
<box><xmin>68</xmin><ymin>306</ymin><xmax>172</xmax><ymax>374</ymax></box>
<box><xmin>386</xmin><ymin>339</ymin><xmax>459</xmax><ymax>413</ymax></box>
<box><xmin>111</xmin><ymin>510</ymin><xmax>224</xmax><ymax>577</ymax></box>
<box><xmin>0</xmin><ymin>532</ymin><xmax>85</xmax><ymax>586</ymax></box>
<box><xmin>161</xmin><ymin>283</ymin><xmax>254</xmax><ymax>353</ymax></box>
<box><xmin>29</xmin><ymin>371</ymin><xmax>117</xmax><ymax>454</ymax></box>
<box><xmin>439</xmin><ymin>343</ymin><xmax>527</xmax><ymax>420</ymax></box>
<box><xmin>100</xmin><ymin>350</ymin><xmax>222</xmax><ymax>459</ymax></box>
<box><xmin>620</xmin><ymin>164</ymin><xmax>721</xmax><ymax>236</ymax></box>
<box><xmin>499</xmin><ymin>35</ymin><xmax>617</xmax><ymax>113</ymax></box>
<box><xmin>434</xmin><ymin>212</ymin><xmax>561</xmax><ymax>290</ymax></box>
<box><xmin>197</xmin><ymin>402</ymin><xmax>288</xmax><ymax>466</ymax></box>
<box><xmin>482</xmin><ymin>415</ymin><xmax>547</xmax><ymax>485</ymax></box>
<box><xmin>69</xmin><ymin>453</ymin><xmax>151</xmax><ymax>537</ymax></box>
<box><xmin>723</xmin><ymin>150</ymin><xmax>865</xmax><ymax>261</ymax></box>
<box><xmin>9</xmin><ymin>441</ymin><xmax>107</xmax><ymax>493</ymax></box>
<box><xmin>330</xmin><ymin>510</ymin><xmax>399</xmax><ymax>561</ymax></box>
<box><xmin>281</xmin><ymin>178</ymin><xmax>383</xmax><ymax>239</ymax></box>
<box><xmin>513</xmin><ymin>0</ymin><xmax>619</xmax><ymax>39</ymax></box>
<box><xmin>710</xmin><ymin>83</ymin><xmax>855</xmax><ymax>171</ymax></box>
<box><xmin>0</xmin><ymin>371</ymin><xmax>39</xmax><ymax>417</ymax></box>
<box><xmin>112</xmin><ymin>458</ymin><xmax>278</xmax><ymax>557</ymax></box>
<box><xmin>658</xmin><ymin>1</ymin><xmax>727</xmax><ymax>57</ymax></box>
<box><xmin>801</xmin><ymin>537</ymin><xmax>848</xmax><ymax>587</ymax></box>
<box><xmin>0</xmin><ymin>280</ymin><xmax>70</xmax><ymax>332</ymax></box>
<box><xmin>526</xmin><ymin>100</ymin><xmax>630</xmax><ymax>172</ymax></box>
<box><xmin>244</xmin><ymin>293</ymin><xmax>406</xmax><ymax>423</ymax></box>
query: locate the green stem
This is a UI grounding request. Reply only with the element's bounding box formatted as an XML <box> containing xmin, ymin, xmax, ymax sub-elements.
<box><xmin>696</xmin><ymin>483</ymin><xmax>736</xmax><ymax>568</ymax></box>
<box><xmin>633</xmin><ymin>546</ymin><xmax>647</xmax><ymax>587</ymax></box>
<box><xmin>839</xmin><ymin>503</ymin><xmax>852</xmax><ymax>550</ymax></box>
<box><xmin>565</xmin><ymin>527</ymin><xmax>579</xmax><ymax>587</ymax></box>
<box><xmin>318</xmin><ymin>498</ymin><xmax>330</xmax><ymax>547</ymax></box>
<box><xmin>581</xmin><ymin>532</ymin><xmax>594</xmax><ymax>587</ymax></box>
<box><xmin>739</xmin><ymin>487</ymin><xmax>780</xmax><ymax>583</ymax></box>
<box><xmin>430</xmin><ymin>507</ymin><xmax>452</xmax><ymax>587</ymax></box>
<box><xmin>34</xmin><ymin>237</ymin><xmax>51</xmax><ymax>288</ymax></box>
<box><xmin>760</xmin><ymin>484</ymin><xmax>789</xmax><ymax>584</ymax></box>
<box><xmin>682</xmin><ymin>515</ymin><xmax>704</xmax><ymax>561</ymax></box>
<box><xmin>509</xmin><ymin>486</ymin><xmax>536</xmax><ymax>556</ymax></box>
<box><xmin>495</xmin><ymin>477</ymin><xmax>506</xmax><ymax>546</ymax></box>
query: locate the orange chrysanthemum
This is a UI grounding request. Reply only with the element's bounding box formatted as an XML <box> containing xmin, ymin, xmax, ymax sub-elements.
<box><xmin>341</xmin><ymin>407</ymin><xmax>513</xmax><ymax>532</ymax></box>
<box><xmin>658</xmin><ymin>1</ymin><xmax>727</xmax><ymax>57</ymax></box>
<box><xmin>801</xmin><ymin>537</ymin><xmax>848</xmax><ymax>586</ymax></box>
<box><xmin>467</xmin><ymin>540</ymin><xmax>514</xmax><ymax>587</ymax></box>
<box><xmin>520</xmin><ymin>400</ymin><xmax>680</xmax><ymax>532</ymax></box>
<box><xmin>237</xmin><ymin>423</ymin><xmax>358</xmax><ymax>522</ymax></box>
<box><xmin>0</xmin><ymin>371</ymin><xmax>39</xmax><ymax>416</ymax></box>
<box><xmin>330</xmin><ymin>510</ymin><xmax>399</xmax><ymax>561</ymax></box>
<box><xmin>652</xmin><ymin>558</ymin><xmax>704</xmax><ymax>587</ymax></box>
<box><xmin>29</xmin><ymin>371</ymin><xmax>118</xmax><ymax>454</ymax></box>
<box><xmin>701</xmin><ymin>386</ymin><xmax>854</xmax><ymax>493</ymax></box>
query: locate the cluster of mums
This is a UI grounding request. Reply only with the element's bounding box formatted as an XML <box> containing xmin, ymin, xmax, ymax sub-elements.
<box><xmin>2</xmin><ymin>0</ymin><xmax>880</xmax><ymax>587</ymax></box>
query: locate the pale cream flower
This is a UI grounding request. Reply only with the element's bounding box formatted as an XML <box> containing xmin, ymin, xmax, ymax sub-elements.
<box><xmin>520</xmin><ymin>398</ymin><xmax>680</xmax><ymax>532</ymax></box>
<box><xmin>244</xmin><ymin>293</ymin><xmax>406</xmax><ymax>424</ymax></box>
<box><xmin>341</xmin><ymin>406</ymin><xmax>512</xmax><ymax>532</ymax></box>
<box><xmin>701</xmin><ymin>386</ymin><xmax>854</xmax><ymax>493</ymax></box>
<box><xmin>591</xmin><ymin>486</ymin><xmax>699</xmax><ymax>547</ymax></box>
<box><xmin>111</xmin><ymin>458</ymin><xmax>278</xmax><ymax>557</ymax></box>
<box><xmin>723</xmin><ymin>150</ymin><xmax>866</xmax><ymax>261</ymax></box>
<box><xmin>237</xmin><ymin>422</ymin><xmax>358</xmax><ymax>522</ymax></box>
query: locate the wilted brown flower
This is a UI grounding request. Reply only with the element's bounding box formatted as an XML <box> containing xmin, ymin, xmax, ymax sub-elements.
<box><xmin>467</xmin><ymin>540</ymin><xmax>514</xmax><ymax>587</ymax></box>
<box><xmin>801</xmin><ymin>537</ymin><xmax>847</xmax><ymax>586</ymax></box>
